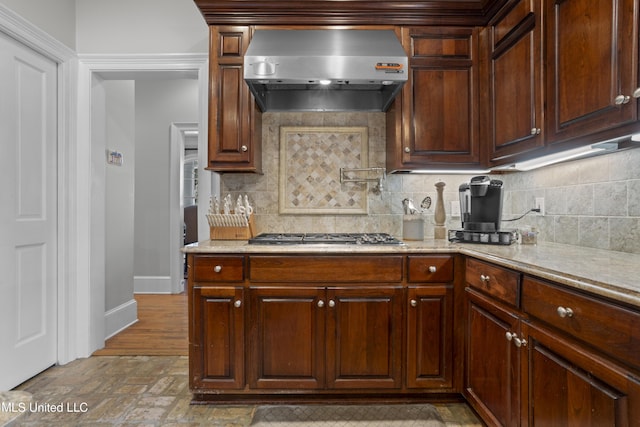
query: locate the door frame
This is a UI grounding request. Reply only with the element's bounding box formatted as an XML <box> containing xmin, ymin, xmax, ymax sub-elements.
<box><xmin>170</xmin><ymin>122</ymin><xmax>199</xmax><ymax>294</ymax></box>
<box><xmin>77</xmin><ymin>54</ymin><xmax>209</xmax><ymax>355</ymax></box>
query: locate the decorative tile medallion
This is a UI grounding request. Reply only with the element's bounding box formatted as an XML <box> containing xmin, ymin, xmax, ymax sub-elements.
<box><xmin>279</xmin><ymin>126</ymin><xmax>368</xmax><ymax>214</ymax></box>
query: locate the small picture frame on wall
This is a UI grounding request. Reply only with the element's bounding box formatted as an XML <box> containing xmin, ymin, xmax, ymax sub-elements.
<box><xmin>279</xmin><ymin>126</ymin><xmax>369</xmax><ymax>215</ymax></box>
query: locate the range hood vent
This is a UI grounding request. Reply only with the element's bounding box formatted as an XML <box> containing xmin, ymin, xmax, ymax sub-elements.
<box><xmin>244</xmin><ymin>30</ymin><xmax>408</xmax><ymax>112</ymax></box>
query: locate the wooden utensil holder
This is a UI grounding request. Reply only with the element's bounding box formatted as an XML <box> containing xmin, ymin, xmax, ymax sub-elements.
<box><xmin>208</xmin><ymin>213</ymin><xmax>255</xmax><ymax>240</ymax></box>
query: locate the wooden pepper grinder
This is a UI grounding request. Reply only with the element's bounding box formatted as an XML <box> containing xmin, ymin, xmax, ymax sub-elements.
<box><xmin>434</xmin><ymin>181</ymin><xmax>447</xmax><ymax>239</ymax></box>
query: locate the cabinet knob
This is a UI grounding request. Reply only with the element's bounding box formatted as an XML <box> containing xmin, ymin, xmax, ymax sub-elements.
<box><xmin>214</xmin><ymin>265</ymin><xmax>222</xmax><ymax>273</ymax></box>
<box><xmin>404</xmin><ymin>147</ymin><xmax>411</xmax><ymax>153</ymax></box>
<box><xmin>428</xmin><ymin>266</ymin><xmax>437</xmax><ymax>273</ymax></box>
<box><xmin>633</xmin><ymin>88</ymin><xmax>640</xmax><ymax>98</ymax></box>
<box><xmin>234</xmin><ymin>300</ymin><xmax>242</xmax><ymax>308</ymax></box>
<box><xmin>556</xmin><ymin>306</ymin><xmax>574</xmax><ymax>318</ymax></box>
<box><xmin>513</xmin><ymin>337</ymin><xmax>527</xmax><ymax>348</ymax></box>
<box><xmin>530</xmin><ymin>128</ymin><xmax>541</xmax><ymax>135</ymax></box>
<box><xmin>328</xmin><ymin>300</ymin><xmax>336</xmax><ymax>308</ymax></box>
<box><xmin>410</xmin><ymin>299</ymin><xmax>418</xmax><ymax>307</ymax></box>
<box><xmin>241</xmin><ymin>145</ymin><xmax>248</xmax><ymax>152</ymax></box>
<box><xmin>506</xmin><ymin>332</ymin><xmax>527</xmax><ymax>347</ymax></box>
<box><xmin>317</xmin><ymin>300</ymin><xmax>325</xmax><ymax>308</ymax></box>
<box><xmin>614</xmin><ymin>94</ymin><xmax>630</xmax><ymax>105</ymax></box>
<box><xmin>480</xmin><ymin>274</ymin><xmax>490</xmax><ymax>283</ymax></box>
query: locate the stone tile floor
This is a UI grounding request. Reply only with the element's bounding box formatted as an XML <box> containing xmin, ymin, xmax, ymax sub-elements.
<box><xmin>8</xmin><ymin>356</ymin><xmax>484</xmax><ymax>426</ymax></box>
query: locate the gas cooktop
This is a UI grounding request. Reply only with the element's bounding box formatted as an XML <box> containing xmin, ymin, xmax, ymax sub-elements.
<box><xmin>248</xmin><ymin>233</ymin><xmax>404</xmax><ymax>245</ymax></box>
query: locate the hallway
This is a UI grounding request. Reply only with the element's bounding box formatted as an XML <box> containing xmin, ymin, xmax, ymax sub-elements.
<box><xmin>93</xmin><ymin>294</ymin><xmax>188</xmax><ymax>356</ymax></box>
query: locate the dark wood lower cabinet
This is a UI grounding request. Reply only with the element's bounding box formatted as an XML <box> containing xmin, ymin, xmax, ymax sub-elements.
<box><xmin>327</xmin><ymin>287</ymin><xmax>403</xmax><ymax>389</ymax></box>
<box><xmin>407</xmin><ymin>285</ymin><xmax>454</xmax><ymax>389</ymax></box>
<box><xmin>189</xmin><ymin>252</ymin><xmax>640</xmax><ymax>425</ymax></box>
<box><xmin>191</xmin><ymin>286</ymin><xmax>244</xmax><ymax>390</ymax></box>
<box><xmin>249</xmin><ymin>286</ymin><xmax>403</xmax><ymax>390</ymax></box>
<box><xmin>189</xmin><ymin>253</ymin><xmax>461</xmax><ymax>401</ymax></box>
<box><xmin>465</xmin><ymin>273</ymin><xmax>640</xmax><ymax>426</ymax></box>
<box><xmin>249</xmin><ymin>287</ymin><xmax>325</xmax><ymax>390</ymax></box>
<box><xmin>523</xmin><ymin>321</ymin><xmax>640</xmax><ymax>426</ymax></box>
<box><xmin>465</xmin><ymin>288</ymin><xmax>521</xmax><ymax>427</ymax></box>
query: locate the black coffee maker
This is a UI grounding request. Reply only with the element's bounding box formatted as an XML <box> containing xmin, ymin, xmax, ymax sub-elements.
<box><xmin>449</xmin><ymin>176</ymin><xmax>514</xmax><ymax>245</ymax></box>
<box><xmin>459</xmin><ymin>176</ymin><xmax>503</xmax><ymax>231</ymax></box>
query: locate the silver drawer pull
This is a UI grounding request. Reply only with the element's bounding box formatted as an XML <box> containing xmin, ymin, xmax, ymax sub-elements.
<box><xmin>234</xmin><ymin>300</ymin><xmax>242</xmax><ymax>308</ymax></box>
<box><xmin>480</xmin><ymin>274</ymin><xmax>490</xmax><ymax>283</ymax></box>
<box><xmin>328</xmin><ymin>300</ymin><xmax>336</xmax><ymax>308</ymax></box>
<box><xmin>505</xmin><ymin>331</ymin><xmax>515</xmax><ymax>341</ymax></box>
<box><xmin>556</xmin><ymin>306</ymin><xmax>574</xmax><ymax>318</ymax></box>
<box><xmin>317</xmin><ymin>300</ymin><xmax>325</xmax><ymax>308</ymax></box>
<box><xmin>410</xmin><ymin>299</ymin><xmax>418</xmax><ymax>307</ymax></box>
<box><xmin>214</xmin><ymin>265</ymin><xmax>222</xmax><ymax>273</ymax></box>
<box><xmin>428</xmin><ymin>266</ymin><xmax>437</xmax><ymax>273</ymax></box>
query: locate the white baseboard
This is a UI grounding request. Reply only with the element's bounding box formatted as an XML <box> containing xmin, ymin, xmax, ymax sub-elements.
<box><xmin>104</xmin><ymin>299</ymin><xmax>138</xmax><ymax>339</ymax></box>
<box><xmin>134</xmin><ymin>275</ymin><xmax>177</xmax><ymax>294</ymax></box>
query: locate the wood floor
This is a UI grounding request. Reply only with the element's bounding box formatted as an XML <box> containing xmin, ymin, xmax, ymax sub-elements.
<box><xmin>93</xmin><ymin>293</ymin><xmax>188</xmax><ymax>356</ymax></box>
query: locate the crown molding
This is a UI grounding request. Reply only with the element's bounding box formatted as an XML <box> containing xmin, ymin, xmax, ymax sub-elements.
<box><xmin>0</xmin><ymin>3</ymin><xmax>74</xmax><ymax>61</ymax></box>
<box><xmin>193</xmin><ymin>0</ymin><xmax>506</xmax><ymax>26</ymax></box>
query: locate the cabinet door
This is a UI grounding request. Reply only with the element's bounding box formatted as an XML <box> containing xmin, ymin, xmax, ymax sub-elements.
<box><xmin>387</xmin><ymin>27</ymin><xmax>481</xmax><ymax>171</ymax></box>
<box><xmin>522</xmin><ymin>321</ymin><xmax>640</xmax><ymax>426</ymax></box>
<box><xmin>406</xmin><ymin>285</ymin><xmax>454</xmax><ymax>389</ymax></box>
<box><xmin>191</xmin><ymin>286</ymin><xmax>244</xmax><ymax>389</ymax></box>
<box><xmin>545</xmin><ymin>0</ymin><xmax>637</xmax><ymax>144</ymax></box>
<box><xmin>465</xmin><ymin>288</ymin><xmax>521</xmax><ymax>427</ymax></box>
<box><xmin>486</xmin><ymin>0</ymin><xmax>544</xmax><ymax>164</ymax></box>
<box><xmin>249</xmin><ymin>287</ymin><xmax>325</xmax><ymax>389</ymax></box>
<box><xmin>208</xmin><ymin>26</ymin><xmax>262</xmax><ymax>172</ymax></box>
<box><xmin>326</xmin><ymin>287</ymin><xmax>403</xmax><ymax>389</ymax></box>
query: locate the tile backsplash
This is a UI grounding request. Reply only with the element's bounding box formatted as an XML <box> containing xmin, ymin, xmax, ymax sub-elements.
<box><xmin>220</xmin><ymin>112</ymin><xmax>640</xmax><ymax>254</ymax></box>
<box><xmin>500</xmin><ymin>147</ymin><xmax>640</xmax><ymax>254</ymax></box>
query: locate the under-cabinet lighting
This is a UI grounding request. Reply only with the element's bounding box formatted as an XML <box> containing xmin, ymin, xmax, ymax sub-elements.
<box><xmin>403</xmin><ymin>169</ymin><xmax>491</xmax><ymax>175</ymax></box>
<box><xmin>492</xmin><ymin>143</ymin><xmax>617</xmax><ymax>172</ymax></box>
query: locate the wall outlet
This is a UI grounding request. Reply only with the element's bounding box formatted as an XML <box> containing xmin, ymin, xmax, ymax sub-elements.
<box><xmin>451</xmin><ymin>200</ymin><xmax>461</xmax><ymax>217</ymax></box>
<box><xmin>535</xmin><ymin>197</ymin><xmax>545</xmax><ymax>216</ymax></box>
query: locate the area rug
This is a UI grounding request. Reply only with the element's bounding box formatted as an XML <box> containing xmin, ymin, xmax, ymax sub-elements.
<box><xmin>250</xmin><ymin>404</ymin><xmax>446</xmax><ymax>427</ymax></box>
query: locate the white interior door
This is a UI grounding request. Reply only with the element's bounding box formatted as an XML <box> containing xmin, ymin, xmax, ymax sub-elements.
<box><xmin>0</xmin><ymin>32</ymin><xmax>57</xmax><ymax>390</ymax></box>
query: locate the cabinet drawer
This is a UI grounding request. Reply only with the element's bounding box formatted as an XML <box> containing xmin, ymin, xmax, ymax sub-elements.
<box><xmin>250</xmin><ymin>255</ymin><xmax>403</xmax><ymax>283</ymax></box>
<box><xmin>466</xmin><ymin>258</ymin><xmax>520</xmax><ymax>306</ymax></box>
<box><xmin>407</xmin><ymin>255</ymin><xmax>454</xmax><ymax>283</ymax></box>
<box><xmin>193</xmin><ymin>255</ymin><xmax>244</xmax><ymax>282</ymax></box>
<box><xmin>522</xmin><ymin>276</ymin><xmax>640</xmax><ymax>370</ymax></box>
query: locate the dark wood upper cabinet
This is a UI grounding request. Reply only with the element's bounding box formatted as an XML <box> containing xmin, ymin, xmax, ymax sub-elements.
<box><xmin>387</xmin><ymin>26</ymin><xmax>483</xmax><ymax>171</ymax></box>
<box><xmin>196</xmin><ymin>0</ymin><xmax>640</xmax><ymax>173</ymax></box>
<box><xmin>483</xmin><ymin>0</ymin><xmax>544</xmax><ymax>164</ymax></box>
<box><xmin>545</xmin><ymin>0</ymin><xmax>638</xmax><ymax>145</ymax></box>
<box><xmin>207</xmin><ymin>26</ymin><xmax>262</xmax><ymax>173</ymax></box>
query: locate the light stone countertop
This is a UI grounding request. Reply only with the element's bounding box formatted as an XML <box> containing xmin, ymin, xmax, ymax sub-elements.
<box><xmin>184</xmin><ymin>239</ymin><xmax>640</xmax><ymax>309</ymax></box>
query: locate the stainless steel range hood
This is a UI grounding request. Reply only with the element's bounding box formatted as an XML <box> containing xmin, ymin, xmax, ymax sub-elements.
<box><xmin>244</xmin><ymin>30</ymin><xmax>408</xmax><ymax>112</ymax></box>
